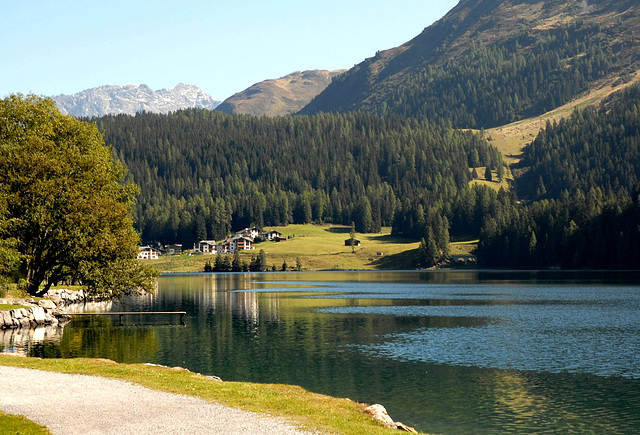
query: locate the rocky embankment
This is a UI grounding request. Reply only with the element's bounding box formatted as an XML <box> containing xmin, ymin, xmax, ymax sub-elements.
<box><xmin>1</xmin><ymin>300</ymin><xmax>65</xmax><ymax>330</ymax></box>
<box><xmin>0</xmin><ymin>288</ymin><xmax>98</xmax><ymax>330</ymax></box>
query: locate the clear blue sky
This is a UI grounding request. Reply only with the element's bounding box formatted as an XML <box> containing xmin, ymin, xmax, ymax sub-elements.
<box><xmin>2</xmin><ymin>1</ymin><xmax>459</xmax><ymax>101</ymax></box>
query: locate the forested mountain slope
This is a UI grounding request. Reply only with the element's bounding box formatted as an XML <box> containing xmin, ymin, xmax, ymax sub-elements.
<box><xmin>517</xmin><ymin>84</ymin><xmax>640</xmax><ymax>200</ymax></box>
<box><xmin>94</xmin><ymin>110</ymin><xmax>503</xmax><ymax>248</ymax></box>
<box><xmin>478</xmin><ymin>83</ymin><xmax>640</xmax><ymax>269</ymax></box>
<box><xmin>301</xmin><ymin>0</ymin><xmax>640</xmax><ymax>129</ymax></box>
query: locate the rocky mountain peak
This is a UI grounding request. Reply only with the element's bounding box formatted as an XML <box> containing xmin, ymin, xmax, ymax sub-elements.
<box><xmin>53</xmin><ymin>83</ymin><xmax>220</xmax><ymax>117</ymax></box>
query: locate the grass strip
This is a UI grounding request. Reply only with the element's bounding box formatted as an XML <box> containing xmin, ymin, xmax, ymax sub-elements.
<box><xmin>0</xmin><ymin>356</ymin><xmax>411</xmax><ymax>434</ymax></box>
<box><xmin>0</xmin><ymin>304</ymin><xmax>30</xmax><ymax>311</ymax></box>
<box><xmin>0</xmin><ymin>410</ymin><xmax>51</xmax><ymax>434</ymax></box>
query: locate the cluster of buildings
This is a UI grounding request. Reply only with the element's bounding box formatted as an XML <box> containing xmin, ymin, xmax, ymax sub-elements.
<box><xmin>137</xmin><ymin>228</ymin><xmax>285</xmax><ymax>260</ymax></box>
<box><xmin>195</xmin><ymin>228</ymin><xmax>285</xmax><ymax>255</ymax></box>
<box><xmin>137</xmin><ymin>243</ymin><xmax>182</xmax><ymax>260</ymax></box>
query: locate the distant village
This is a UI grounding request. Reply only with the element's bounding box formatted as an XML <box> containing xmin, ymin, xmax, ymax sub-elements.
<box><xmin>137</xmin><ymin>227</ymin><xmax>286</xmax><ymax>260</ymax></box>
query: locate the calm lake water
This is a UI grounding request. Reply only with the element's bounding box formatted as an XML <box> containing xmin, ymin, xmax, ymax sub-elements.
<box><xmin>6</xmin><ymin>270</ymin><xmax>640</xmax><ymax>434</ymax></box>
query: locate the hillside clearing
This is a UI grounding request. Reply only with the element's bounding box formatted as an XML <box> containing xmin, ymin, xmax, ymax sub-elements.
<box><xmin>487</xmin><ymin>73</ymin><xmax>640</xmax><ymax>167</ymax></box>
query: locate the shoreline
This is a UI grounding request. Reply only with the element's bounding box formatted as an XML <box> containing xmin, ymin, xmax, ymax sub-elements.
<box><xmin>0</xmin><ymin>355</ymin><xmax>419</xmax><ymax>434</ymax></box>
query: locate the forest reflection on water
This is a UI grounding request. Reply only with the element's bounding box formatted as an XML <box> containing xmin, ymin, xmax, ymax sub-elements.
<box><xmin>6</xmin><ymin>270</ymin><xmax>640</xmax><ymax>434</ymax></box>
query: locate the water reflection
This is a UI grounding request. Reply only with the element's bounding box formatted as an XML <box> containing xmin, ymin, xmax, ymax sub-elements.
<box><xmin>0</xmin><ymin>323</ymin><xmax>66</xmax><ymax>356</ymax></box>
<box><xmin>5</xmin><ymin>271</ymin><xmax>640</xmax><ymax>434</ymax></box>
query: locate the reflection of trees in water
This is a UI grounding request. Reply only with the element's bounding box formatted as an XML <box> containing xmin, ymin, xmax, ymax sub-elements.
<box><xmin>147</xmin><ymin>274</ymin><xmax>284</xmax><ymax>326</ymax></box>
<box><xmin>0</xmin><ymin>299</ymin><xmax>162</xmax><ymax>361</ymax></box>
<box><xmin>52</xmin><ymin>316</ymin><xmax>160</xmax><ymax>363</ymax></box>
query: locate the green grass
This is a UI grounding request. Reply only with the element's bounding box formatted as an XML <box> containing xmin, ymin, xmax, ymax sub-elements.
<box><xmin>450</xmin><ymin>238</ymin><xmax>479</xmax><ymax>257</ymax></box>
<box><xmin>0</xmin><ymin>410</ymin><xmax>51</xmax><ymax>435</ymax></box>
<box><xmin>0</xmin><ymin>356</ymin><xmax>415</xmax><ymax>434</ymax></box>
<box><xmin>0</xmin><ymin>304</ymin><xmax>30</xmax><ymax>311</ymax></box>
<box><xmin>147</xmin><ymin>223</ymin><xmax>481</xmax><ymax>274</ymax></box>
<box><xmin>150</xmin><ymin>224</ymin><xmax>422</xmax><ymax>273</ymax></box>
<box><xmin>485</xmin><ymin>73</ymin><xmax>640</xmax><ymax>170</ymax></box>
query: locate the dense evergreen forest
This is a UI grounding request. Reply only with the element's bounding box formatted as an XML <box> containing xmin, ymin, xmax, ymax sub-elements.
<box><xmin>376</xmin><ymin>23</ymin><xmax>613</xmax><ymax>128</ymax></box>
<box><xmin>517</xmin><ymin>84</ymin><xmax>640</xmax><ymax>200</ymax></box>
<box><xmin>478</xmin><ymin>84</ymin><xmax>640</xmax><ymax>269</ymax></box>
<box><xmin>94</xmin><ymin>110</ymin><xmax>504</xmax><ymax>251</ymax></box>
<box><xmin>314</xmin><ymin>21</ymin><xmax>615</xmax><ymax>129</ymax></box>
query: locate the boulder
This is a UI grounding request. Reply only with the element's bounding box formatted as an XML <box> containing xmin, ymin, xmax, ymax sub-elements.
<box><xmin>364</xmin><ymin>404</ymin><xmax>417</xmax><ymax>433</ymax></box>
<box><xmin>19</xmin><ymin>317</ymin><xmax>31</xmax><ymax>328</ymax></box>
<box><xmin>38</xmin><ymin>299</ymin><xmax>57</xmax><ymax>310</ymax></box>
<box><xmin>10</xmin><ymin>309</ymin><xmax>23</xmax><ymax>319</ymax></box>
<box><xmin>395</xmin><ymin>422</ymin><xmax>418</xmax><ymax>433</ymax></box>
<box><xmin>29</xmin><ymin>306</ymin><xmax>46</xmax><ymax>324</ymax></box>
<box><xmin>365</xmin><ymin>404</ymin><xmax>395</xmax><ymax>427</ymax></box>
<box><xmin>42</xmin><ymin>312</ymin><xmax>60</xmax><ymax>326</ymax></box>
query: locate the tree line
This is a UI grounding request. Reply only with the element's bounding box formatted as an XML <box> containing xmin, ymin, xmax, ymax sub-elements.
<box><xmin>516</xmin><ymin>84</ymin><xmax>640</xmax><ymax>200</ymax></box>
<box><xmin>478</xmin><ymin>83</ymin><xmax>640</xmax><ymax>269</ymax></box>
<box><xmin>94</xmin><ymin>110</ymin><xmax>504</xmax><ymax>248</ymax></box>
<box><xmin>310</xmin><ymin>19</ymin><xmax>621</xmax><ymax>130</ymax></box>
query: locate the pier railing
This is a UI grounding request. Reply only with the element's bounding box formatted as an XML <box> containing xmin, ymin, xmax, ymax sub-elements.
<box><xmin>65</xmin><ymin>311</ymin><xmax>187</xmax><ymax>325</ymax></box>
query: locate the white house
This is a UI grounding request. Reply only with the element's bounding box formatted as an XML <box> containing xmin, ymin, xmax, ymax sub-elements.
<box><xmin>194</xmin><ymin>240</ymin><xmax>216</xmax><ymax>254</ymax></box>
<box><xmin>216</xmin><ymin>236</ymin><xmax>254</xmax><ymax>254</ymax></box>
<box><xmin>262</xmin><ymin>230</ymin><xmax>283</xmax><ymax>241</ymax></box>
<box><xmin>235</xmin><ymin>227</ymin><xmax>260</xmax><ymax>240</ymax></box>
<box><xmin>137</xmin><ymin>246</ymin><xmax>160</xmax><ymax>260</ymax></box>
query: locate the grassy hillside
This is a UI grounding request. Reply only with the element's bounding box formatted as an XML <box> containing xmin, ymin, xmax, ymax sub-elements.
<box><xmin>215</xmin><ymin>70</ymin><xmax>346</xmax><ymax>116</ymax></box>
<box><xmin>486</xmin><ymin>71</ymin><xmax>640</xmax><ymax>167</ymax></box>
<box><xmin>149</xmin><ymin>224</ymin><xmax>476</xmax><ymax>273</ymax></box>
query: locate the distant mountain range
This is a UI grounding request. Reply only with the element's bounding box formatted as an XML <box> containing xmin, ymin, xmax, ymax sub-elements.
<box><xmin>52</xmin><ymin>71</ymin><xmax>345</xmax><ymax>118</ymax></box>
<box><xmin>53</xmin><ymin>83</ymin><xmax>220</xmax><ymax>117</ymax></box>
<box><xmin>215</xmin><ymin>70</ymin><xmax>346</xmax><ymax>116</ymax></box>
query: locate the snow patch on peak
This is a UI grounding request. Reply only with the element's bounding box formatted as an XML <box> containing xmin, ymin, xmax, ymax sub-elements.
<box><xmin>53</xmin><ymin>84</ymin><xmax>221</xmax><ymax>117</ymax></box>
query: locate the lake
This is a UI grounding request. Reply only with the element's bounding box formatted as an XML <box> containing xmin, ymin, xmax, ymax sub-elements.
<box><xmin>4</xmin><ymin>270</ymin><xmax>640</xmax><ymax>434</ymax></box>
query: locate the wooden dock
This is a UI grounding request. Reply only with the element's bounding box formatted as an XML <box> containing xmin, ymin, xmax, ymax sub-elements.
<box><xmin>65</xmin><ymin>311</ymin><xmax>187</xmax><ymax>325</ymax></box>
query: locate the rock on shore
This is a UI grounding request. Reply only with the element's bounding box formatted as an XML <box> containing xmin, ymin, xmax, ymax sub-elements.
<box><xmin>364</xmin><ymin>404</ymin><xmax>418</xmax><ymax>433</ymax></box>
<box><xmin>0</xmin><ymin>288</ymin><xmax>92</xmax><ymax>330</ymax></box>
<box><xmin>0</xmin><ymin>305</ymin><xmax>65</xmax><ymax>329</ymax></box>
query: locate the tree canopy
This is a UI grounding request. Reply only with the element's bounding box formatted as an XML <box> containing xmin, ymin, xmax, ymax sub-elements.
<box><xmin>94</xmin><ymin>109</ymin><xmax>503</xmax><ymax>248</ymax></box>
<box><xmin>478</xmin><ymin>84</ymin><xmax>640</xmax><ymax>269</ymax></box>
<box><xmin>0</xmin><ymin>94</ymin><xmax>156</xmax><ymax>296</ymax></box>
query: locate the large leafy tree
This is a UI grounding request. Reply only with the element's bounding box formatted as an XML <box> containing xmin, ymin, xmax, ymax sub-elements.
<box><xmin>0</xmin><ymin>94</ymin><xmax>156</xmax><ymax>296</ymax></box>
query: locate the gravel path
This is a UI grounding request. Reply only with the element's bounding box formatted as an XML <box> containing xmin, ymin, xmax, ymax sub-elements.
<box><xmin>0</xmin><ymin>365</ymin><xmax>312</xmax><ymax>434</ymax></box>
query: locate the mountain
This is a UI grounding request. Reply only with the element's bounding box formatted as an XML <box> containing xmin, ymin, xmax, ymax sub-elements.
<box><xmin>301</xmin><ymin>0</ymin><xmax>640</xmax><ymax>129</ymax></box>
<box><xmin>215</xmin><ymin>70</ymin><xmax>346</xmax><ymax>117</ymax></box>
<box><xmin>53</xmin><ymin>83</ymin><xmax>220</xmax><ymax>117</ymax></box>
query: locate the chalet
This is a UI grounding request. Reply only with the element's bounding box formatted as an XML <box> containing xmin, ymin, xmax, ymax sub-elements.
<box><xmin>137</xmin><ymin>246</ymin><xmax>160</xmax><ymax>260</ymax></box>
<box><xmin>216</xmin><ymin>236</ymin><xmax>255</xmax><ymax>254</ymax></box>
<box><xmin>235</xmin><ymin>227</ymin><xmax>260</xmax><ymax>240</ymax></box>
<box><xmin>345</xmin><ymin>238</ymin><xmax>361</xmax><ymax>247</ymax></box>
<box><xmin>165</xmin><ymin>244</ymin><xmax>182</xmax><ymax>255</ymax></box>
<box><xmin>194</xmin><ymin>240</ymin><xmax>217</xmax><ymax>254</ymax></box>
<box><xmin>262</xmin><ymin>230</ymin><xmax>283</xmax><ymax>241</ymax></box>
